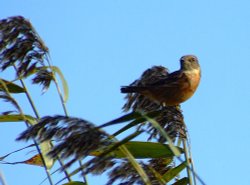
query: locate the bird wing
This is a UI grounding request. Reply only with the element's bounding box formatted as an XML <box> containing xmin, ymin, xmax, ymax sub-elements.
<box><xmin>149</xmin><ymin>70</ymin><xmax>190</xmax><ymax>89</ymax></box>
<box><xmin>121</xmin><ymin>71</ymin><xmax>190</xmax><ymax>93</ymax></box>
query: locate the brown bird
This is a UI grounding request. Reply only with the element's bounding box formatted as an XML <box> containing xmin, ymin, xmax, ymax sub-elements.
<box><xmin>121</xmin><ymin>55</ymin><xmax>201</xmax><ymax>106</ymax></box>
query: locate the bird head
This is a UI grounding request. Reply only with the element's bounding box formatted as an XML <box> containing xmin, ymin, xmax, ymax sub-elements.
<box><xmin>180</xmin><ymin>55</ymin><xmax>200</xmax><ymax>71</ymax></box>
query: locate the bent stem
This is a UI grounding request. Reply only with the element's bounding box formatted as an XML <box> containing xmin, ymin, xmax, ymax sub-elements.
<box><xmin>0</xmin><ymin>78</ymin><xmax>54</xmax><ymax>185</ymax></box>
<box><xmin>183</xmin><ymin>137</ymin><xmax>198</xmax><ymax>185</ymax></box>
<box><xmin>144</xmin><ymin>113</ymin><xmax>203</xmax><ymax>185</ymax></box>
<box><xmin>13</xmin><ymin>65</ymin><xmax>71</xmax><ymax>183</ymax></box>
<box><xmin>0</xmin><ymin>171</ymin><xmax>7</xmax><ymax>185</ymax></box>
<box><xmin>182</xmin><ymin>139</ymin><xmax>193</xmax><ymax>185</ymax></box>
<box><xmin>46</xmin><ymin>58</ymin><xmax>86</xmax><ymax>183</ymax></box>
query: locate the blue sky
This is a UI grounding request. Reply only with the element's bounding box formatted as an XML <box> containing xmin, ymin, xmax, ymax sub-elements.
<box><xmin>1</xmin><ymin>0</ymin><xmax>250</xmax><ymax>185</ymax></box>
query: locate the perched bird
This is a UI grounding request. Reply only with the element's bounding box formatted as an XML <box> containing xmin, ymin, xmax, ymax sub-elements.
<box><xmin>121</xmin><ymin>55</ymin><xmax>201</xmax><ymax>106</ymax></box>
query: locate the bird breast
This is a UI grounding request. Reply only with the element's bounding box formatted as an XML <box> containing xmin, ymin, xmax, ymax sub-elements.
<box><xmin>183</xmin><ymin>68</ymin><xmax>201</xmax><ymax>95</ymax></box>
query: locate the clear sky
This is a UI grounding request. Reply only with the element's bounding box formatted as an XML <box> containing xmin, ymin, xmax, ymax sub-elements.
<box><xmin>1</xmin><ymin>0</ymin><xmax>250</xmax><ymax>185</ymax></box>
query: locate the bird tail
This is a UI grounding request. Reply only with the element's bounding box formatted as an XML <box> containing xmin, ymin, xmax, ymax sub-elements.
<box><xmin>121</xmin><ymin>86</ymin><xmax>146</xmax><ymax>93</ymax></box>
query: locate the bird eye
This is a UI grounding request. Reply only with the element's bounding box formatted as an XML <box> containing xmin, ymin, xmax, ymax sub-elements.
<box><xmin>190</xmin><ymin>58</ymin><xmax>195</xmax><ymax>62</ymax></box>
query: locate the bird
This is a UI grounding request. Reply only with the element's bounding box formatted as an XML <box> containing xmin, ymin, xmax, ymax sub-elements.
<box><xmin>121</xmin><ymin>55</ymin><xmax>201</xmax><ymax>106</ymax></box>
